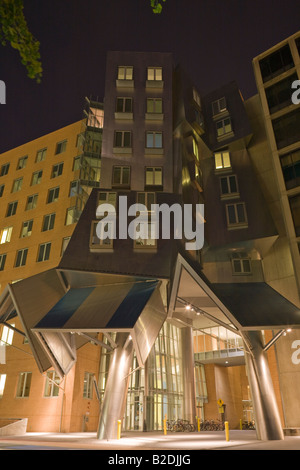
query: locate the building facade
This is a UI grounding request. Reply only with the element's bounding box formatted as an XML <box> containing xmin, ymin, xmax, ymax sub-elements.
<box><xmin>0</xmin><ymin>32</ymin><xmax>300</xmax><ymax>438</ymax></box>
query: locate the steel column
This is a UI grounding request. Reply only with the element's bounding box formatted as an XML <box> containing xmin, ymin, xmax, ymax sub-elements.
<box><xmin>97</xmin><ymin>332</ymin><xmax>134</xmax><ymax>440</ymax></box>
<box><xmin>244</xmin><ymin>330</ymin><xmax>284</xmax><ymax>440</ymax></box>
<box><xmin>181</xmin><ymin>326</ymin><xmax>197</xmax><ymax>426</ymax></box>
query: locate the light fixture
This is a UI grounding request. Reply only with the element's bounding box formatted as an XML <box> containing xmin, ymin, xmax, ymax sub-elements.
<box><xmin>185</xmin><ymin>305</ymin><xmax>191</xmax><ymax>310</ymax></box>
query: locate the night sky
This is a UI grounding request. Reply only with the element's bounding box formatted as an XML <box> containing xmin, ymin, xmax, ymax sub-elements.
<box><xmin>0</xmin><ymin>0</ymin><xmax>299</xmax><ymax>153</ymax></box>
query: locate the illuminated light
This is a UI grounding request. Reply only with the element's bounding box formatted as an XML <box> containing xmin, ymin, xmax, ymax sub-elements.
<box><xmin>286</xmin><ymin>328</ymin><xmax>292</xmax><ymax>333</ymax></box>
<box><xmin>185</xmin><ymin>305</ymin><xmax>191</xmax><ymax>310</ymax></box>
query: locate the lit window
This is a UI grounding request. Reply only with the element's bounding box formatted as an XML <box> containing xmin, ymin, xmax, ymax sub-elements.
<box><xmin>12</xmin><ymin>177</ymin><xmax>23</xmax><ymax>193</ymax></box>
<box><xmin>20</xmin><ymin>220</ymin><xmax>33</xmax><ymax>238</ymax></box>
<box><xmin>192</xmin><ymin>138</ymin><xmax>199</xmax><ymax>161</ymax></box>
<box><xmin>1</xmin><ymin>324</ymin><xmax>15</xmax><ymax>345</ymax></box>
<box><xmin>31</xmin><ymin>170</ymin><xmax>43</xmax><ymax>185</ymax></box>
<box><xmin>147</xmin><ymin>67</ymin><xmax>162</xmax><ymax>81</ymax></box>
<box><xmin>134</xmin><ymin>221</ymin><xmax>157</xmax><ymax>249</ymax></box>
<box><xmin>231</xmin><ymin>253</ymin><xmax>252</xmax><ymax>275</ymax></box>
<box><xmin>90</xmin><ymin>220</ymin><xmax>114</xmax><ymax>249</ymax></box>
<box><xmin>0</xmin><ymin>226</ymin><xmax>13</xmax><ymax>244</ymax></box>
<box><xmin>87</xmin><ymin>107</ymin><xmax>104</xmax><ymax>128</ymax></box>
<box><xmin>16</xmin><ymin>372</ymin><xmax>32</xmax><ymax>398</ymax></box>
<box><xmin>216</xmin><ymin>117</ymin><xmax>232</xmax><ymax>137</ymax></box>
<box><xmin>212</xmin><ymin>97</ymin><xmax>227</xmax><ymax>115</ymax></box>
<box><xmin>0</xmin><ymin>374</ymin><xmax>6</xmax><ymax>398</ymax></box>
<box><xmin>36</xmin><ymin>148</ymin><xmax>47</xmax><ymax>162</ymax></box>
<box><xmin>26</xmin><ymin>194</ymin><xmax>38</xmax><ymax>210</ymax></box>
<box><xmin>117</xmin><ymin>66</ymin><xmax>133</xmax><ymax>80</ymax></box>
<box><xmin>145</xmin><ymin>167</ymin><xmax>162</xmax><ymax>186</ymax></box>
<box><xmin>15</xmin><ymin>248</ymin><xmax>28</xmax><ymax>267</ymax></box>
<box><xmin>146</xmin><ymin>131</ymin><xmax>162</xmax><ymax>148</ymax></box>
<box><xmin>37</xmin><ymin>242</ymin><xmax>51</xmax><ymax>262</ymax></box>
<box><xmin>147</xmin><ymin>98</ymin><xmax>163</xmax><ymax>114</ymax></box>
<box><xmin>44</xmin><ymin>370</ymin><xmax>61</xmax><ymax>397</ymax></box>
<box><xmin>83</xmin><ymin>372</ymin><xmax>94</xmax><ymax>399</ymax></box>
<box><xmin>17</xmin><ymin>156</ymin><xmax>28</xmax><ymax>170</ymax></box>
<box><xmin>214</xmin><ymin>151</ymin><xmax>231</xmax><ymax>170</ymax></box>
<box><xmin>55</xmin><ymin>140</ymin><xmax>67</xmax><ymax>154</ymax></box>
<box><xmin>97</xmin><ymin>192</ymin><xmax>117</xmax><ymax>210</ymax></box>
<box><xmin>65</xmin><ymin>207</ymin><xmax>79</xmax><ymax>226</ymax></box>
<box><xmin>226</xmin><ymin>202</ymin><xmax>248</xmax><ymax>228</ymax></box>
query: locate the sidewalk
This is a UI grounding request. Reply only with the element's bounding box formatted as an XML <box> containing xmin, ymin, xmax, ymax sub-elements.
<box><xmin>0</xmin><ymin>430</ymin><xmax>300</xmax><ymax>450</ymax></box>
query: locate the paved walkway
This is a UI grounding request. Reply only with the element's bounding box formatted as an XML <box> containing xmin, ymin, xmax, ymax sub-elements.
<box><xmin>0</xmin><ymin>430</ymin><xmax>300</xmax><ymax>451</ymax></box>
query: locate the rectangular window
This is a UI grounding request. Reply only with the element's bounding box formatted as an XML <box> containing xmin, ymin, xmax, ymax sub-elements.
<box><xmin>90</xmin><ymin>220</ymin><xmax>114</xmax><ymax>249</ymax></box>
<box><xmin>116</xmin><ymin>97</ymin><xmax>132</xmax><ymax>113</ymax></box>
<box><xmin>259</xmin><ymin>44</ymin><xmax>294</xmax><ymax>82</ymax></box>
<box><xmin>73</xmin><ymin>156</ymin><xmax>81</xmax><ymax>171</ymax></box>
<box><xmin>290</xmin><ymin>195</ymin><xmax>300</xmax><ymax>236</ymax></box>
<box><xmin>16</xmin><ymin>372</ymin><xmax>32</xmax><ymax>398</ymax></box>
<box><xmin>36</xmin><ymin>147</ymin><xmax>47</xmax><ymax>162</ymax></box>
<box><xmin>214</xmin><ymin>151</ymin><xmax>231</xmax><ymax>170</ymax></box>
<box><xmin>44</xmin><ymin>370</ymin><xmax>61</xmax><ymax>397</ymax></box>
<box><xmin>47</xmin><ymin>187</ymin><xmax>60</xmax><ymax>203</ymax></box>
<box><xmin>20</xmin><ymin>220</ymin><xmax>33</xmax><ymax>238</ymax></box>
<box><xmin>280</xmin><ymin>148</ymin><xmax>300</xmax><ymax>190</ymax></box>
<box><xmin>17</xmin><ymin>156</ymin><xmax>28</xmax><ymax>170</ymax></box>
<box><xmin>55</xmin><ymin>140</ymin><xmax>67</xmax><ymax>154</ymax></box>
<box><xmin>146</xmin><ymin>131</ymin><xmax>163</xmax><ymax>148</ymax></box>
<box><xmin>42</xmin><ymin>213</ymin><xmax>55</xmax><ymax>231</ymax></box>
<box><xmin>37</xmin><ymin>242</ymin><xmax>51</xmax><ymax>262</ymax></box>
<box><xmin>12</xmin><ymin>177</ymin><xmax>23</xmax><ymax>193</ymax></box>
<box><xmin>145</xmin><ymin>167</ymin><xmax>162</xmax><ymax>186</ymax></box>
<box><xmin>69</xmin><ymin>180</ymin><xmax>82</xmax><ymax>198</ymax></box>
<box><xmin>0</xmin><ymin>226</ymin><xmax>13</xmax><ymax>244</ymax></box>
<box><xmin>226</xmin><ymin>202</ymin><xmax>248</xmax><ymax>228</ymax></box>
<box><xmin>26</xmin><ymin>194</ymin><xmax>38</xmax><ymax>210</ymax></box>
<box><xmin>1</xmin><ymin>324</ymin><xmax>14</xmax><ymax>345</ymax></box>
<box><xmin>231</xmin><ymin>253</ymin><xmax>252</xmax><ymax>275</ymax></box>
<box><xmin>0</xmin><ymin>184</ymin><xmax>4</xmax><ymax>197</ymax></box>
<box><xmin>65</xmin><ymin>207</ymin><xmax>79</xmax><ymax>226</ymax></box>
<box><xmin>0</xmin><ymin>163</ymin><xmax>10</xmax><ymax>176</ymax></box>
<box><xmin>272</xmin><ymin>108</ymin><xmax>300</xmax><ymax>150</ymax></box>
<box><xmin>112</xmin><ymin>166</ymin><xmax>130</xmax><ymax>186</ymax></box>
<box><xmin>6</xmin><ymin>201</ymin><xmax>18</xmax><ymax>217</ymax></box>
<box><xmin>114</xmin><ymin>131</ymin><xmax>132</xmax><ymax>148</ymax></box>
<box><xmin>0</xmin><ymin>374</ymin><xmax>6</xmax><ymax>398</ymax></box>
<box><xmin>15</xmin><ymin>248</ymin><xmax>28</xmax><ymax>267</ymax></box>
<box><xmin>83</xmin><ymin>372</ymin><xmax>94</xmax><ymax>398</ymax></box>
<box><xmin>147</xmin><ymin>67</ymin><xmax>162</xmax><ymax>81</ymax></box>
<box><xmin>137</xmin><ymin>192</ymin><xmax>155</xmax><ymax>211</ymax></box>
<box><xmin>220</xmin><ymin>175</ymin><xmax>238</xmax><ymax>196</ymax></box>
<box><xmin>147</xmin><ymin>98</ymin><xmax>163</xmax><ymax>114</ymax></box>
<box><xmin>118</xmin><ymin>66</ymin><xmax>133</xmax><ymax>80</ymax></box>
<box><xmin>51</xmin><ymin>162</ymin><xmax>64</xmax><ymax>178</ymax></box>
<box><xmin>134</xmin><ymin>221</ymin><xmax>157</xmax><ymax>248</ymax></box>
<box><xmin>265</xmin><ymin>72</ymin><xmax>298</xmax><ymax>114</ymax></box>
<box><xmin>31</xmin><ymin>170</ymin><xmax>43</xmax><ymax>185</ymax></box>
<box><xmin>0</xmin><ymin>254</ymin><xmax>6</xmax><ymax>271</ymax></box>
<box><xmin>97</xmin><ymin>192</ymin><xmax>117</xmax><ymax>210</ymax></box>
<box><xmin>212</xmin><ymin>97</ymin><xmax>227</xmax><ymax>116</ymax></box>
<box><xmin>216</xmin><ymin>117</ymin><xmax>232</xmax><ymax>137</ymax></box>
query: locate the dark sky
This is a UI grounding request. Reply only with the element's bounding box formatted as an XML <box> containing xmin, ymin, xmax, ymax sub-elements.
<box><xmin>0</xmin><ymin>0</ymin><xmax>299</xmax><ymax>153</ymax></box>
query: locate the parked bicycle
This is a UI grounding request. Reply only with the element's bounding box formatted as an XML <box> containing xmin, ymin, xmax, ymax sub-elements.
<box><xmin>166</xmin><ymin>419</ymin><xmax>195</xmax><ymax>432</ymax></box>
<box><xmin>200</xmin><ymin>419</ymin><xmax>225</xmax><ymax>431</ymax></box>
<box><xmin>242</xmin><ymin>420</ymin><xmax>255</xmax><ymax>430</ymax></box>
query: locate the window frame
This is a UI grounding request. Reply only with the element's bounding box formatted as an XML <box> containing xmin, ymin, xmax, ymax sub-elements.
<box><xmin>55</xmin><ymin>140</ymin><xmax>67</xmax><ymax>155</ymax></box>
<box><xmin>16</xmin><ymin>371</ymin><xmax>32</xmax><ymax>398</ymax></box>
<box><xmin>37</xmin><ymin>242</ymin><xmax>51</xmax><ymax>262</ymax></box>
<box><xmin>226</xmin><ymin>202</ymin><xmax>248</xmax><ymax>229</ymax></box>
<box><xmin>15</xmin><ymin>248</ymin><xmax>28</xmax><ymax>267</ymax></box>
<box><xmin>6</xmin><ymin>200</ymin><xmax>18</xmax><ymax>217</ymax></box>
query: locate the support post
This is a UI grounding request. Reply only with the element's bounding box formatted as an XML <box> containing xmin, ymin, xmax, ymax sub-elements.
<box><xmin>97</xmin><ymin>332</ymin><xmax>134</xmax><ymax>440</ymax></box>
<box><xmin>181</xmin><ymin>326</ymin><xmax>197</xmax><ymax>426</ymax></box>
<box><xmin>244</xmin><ymin>330</ymin><xmax>284</xmax><ymax>441</ymax></box>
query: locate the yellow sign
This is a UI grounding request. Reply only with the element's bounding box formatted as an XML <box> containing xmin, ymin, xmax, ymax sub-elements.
<box><xmin>217</xmin><ymin>398</ymin><xmax>224</xmax><ymax>406</ymax></box>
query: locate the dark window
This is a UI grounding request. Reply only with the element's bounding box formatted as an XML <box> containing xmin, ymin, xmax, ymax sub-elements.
<box><xmin>290</xmin><ymin>195</ymin><xmax>300</xmax><ymax>236</ymax></box>
<box><xmin>26</xmin><ymin>194</ymin><xmax>38</xmax><ymax>210</ymax></box>
<box><xmin>47</xmin><ymin>187</ymin><xmax>60</xmax><ymax>203</ymax></box>
<box><xmin>0</xmin><ymin>184</ymin><xmax>4</xmax><ymax>197</ymax></box>
<box><xmin>55</xmin><ymin>140</ymin><xmax>67</xmax><ymax>154</ymax></box>
<box><xmin>265</xmin><ymin>73</ymin><xmax>298</xmax><ymax>113</ymax></box>
<box><xmin>0</xmin><ymin>253</ymin><xmax>6</xmax><ymax>271</ymax></box>
<box><xmin>259</xmin><ymin>45</ymin><xmax>294</xmax><ymax>82</ymax></box>
<box><xmin>15</xmin><ymin>248</ymin><xmax>28</xmax><ymax>267</ymax></box>
<box><xmin>296</xmin><ymin>37</ymin><xmax>300</xmax><ymax>56</ymax></box>
<box><xmin>51</xmin><ymin>162</ymin><xmax>64</xmax><ymax>178</ymax></box>
<box><xmin>116</xmin><ymin>97</ymin><xmax>132</xmax><ymax>113</ymax></box>
<box><xmin>112</xmin><ymin>166</ymin><xmax>130</xmax><ymax>186</ymax></box>
<box><xmin>0</xmin><ymin>163</ymin><xmax>9</xmax><ymax>177</ymax></box>
<box><xmin>42</xmin><ymin>213</ymin><xmax>56</xmax><ymax>231</ymax></box>
<box><xmin>280</xmin><ymin>148</ymin><xmax>300</xmax><ymax>189</ymax></box>
<box><xmin>272</xmin><ymin>108</ymin><xmax>300</xmax><ymax>149</ymax></box>
<box><xmin>6</xmin><ymin>201</ymin><xmax>18</xmax><ymax>217</ymax></box>
<box><xmin>114</xmin><ymin>131</ymin><xmax>131</xmax><ymax>148</ymax></box>
<box><xmin>37</xmin><ymin>242</ymin><xmax>51</xmax><ymax>262</ymax></box>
